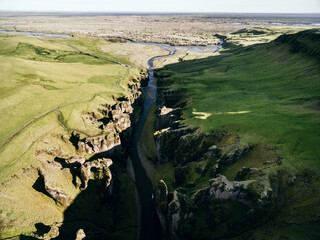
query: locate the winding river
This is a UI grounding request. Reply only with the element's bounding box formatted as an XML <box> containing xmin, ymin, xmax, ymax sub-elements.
<box><xmin>0</xmin><ymin>28</ymin><xmax>70</xmax><ymax>38</ymax></box>
<box><xmin>128</xmin><ymin>41</ymin><xmax>222</xmax><ymax>240</ymax></box>
<box><xmin>0</xmin><ymin>28</ymin><xmax>222</xmax><ymax>239</ymax></box>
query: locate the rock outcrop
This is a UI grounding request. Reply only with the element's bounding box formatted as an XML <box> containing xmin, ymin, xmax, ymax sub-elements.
<box><xmin>77</xmin><ymin>133</ymin><xmax>121</xmax><ymax>155</ymax></box>
<box><xmin>152</xmin><ymin>71</ymin><xmax>288</xmax><ymax>239</ymax></box>
<box><xmin>71</xmin><ymin>79</ymin><xmax>143</xmax><ymax>155</ymax></box>
<box><xmin>38</xmin><ymin>170</ymin><xmax>69</xmax><ymax>206</ymax></box>
<box><xmin>80</xmin><ymin>158</ymin><xmax>113</xmax><ymax>190</ymax></box>
<box><xmin>155</xmin><ymin>171</ymin><xmax>282</xmax><ymax>239</ymax></box>
<box><xmin>65</xmin><ymin>156</ymin><xmax>86</xmax><ymax>166</ymax></box>
<box><xmin>75</xmin><ymin>229</ymin><xmax>86</xmax><ymax>240</ymax></box>
<box><xmin>154</xmin><ymin>128</ymin><xmax>194</xmax><ymax>164</ymax></box>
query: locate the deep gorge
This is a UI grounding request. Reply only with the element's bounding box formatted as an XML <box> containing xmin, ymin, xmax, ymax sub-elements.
<box><xmin>0</xmin><ymin>28</ymin><xmax>319</xmax><ymax>240</ymax></box>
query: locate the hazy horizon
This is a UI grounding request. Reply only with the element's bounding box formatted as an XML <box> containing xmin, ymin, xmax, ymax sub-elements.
<box><xmin>0</xmin><ymin>0</ymin><xmax>319</xmax><ymax>14</ymax></box>
<box><xmin>1</xmin><ymin>11</ymin><xmax>320</xmax><ymax>16</ymax></box>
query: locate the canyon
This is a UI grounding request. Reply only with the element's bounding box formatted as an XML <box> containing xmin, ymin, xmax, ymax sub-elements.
<box><xmin>0</xmin><ymin>14</ymin><xmax>319</xmax><ymax>240</ymax></box>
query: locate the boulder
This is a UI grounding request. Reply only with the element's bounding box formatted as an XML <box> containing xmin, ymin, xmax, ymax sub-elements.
<box><xmin>65</xmin><ymin>156</ymin><xmax>86</xmax><ymax>166</ymax></box>
<box><xmin>43</xmin><ymin>177</ymin><xmax>69</xmax><ymax>206</ymax></box>
<box><xmin>80</xmin><ymin>158</ymin><xmax>113</xmax><ymax>190</ymax></box>
<box><xmin>154</xmin><ymin>128</ymin><xmax>194</xmax><ymax>164</ymax></box>
<box><xmin>75</xmin><ymin>229</ymin><xmax>86</xmax><ymax>240</ymax></box>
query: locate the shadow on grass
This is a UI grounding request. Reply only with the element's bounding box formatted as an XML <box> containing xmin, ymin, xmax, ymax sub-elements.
<box><xmin>52</xmin><ymin>179</ymin><xmax>113</xmax><ymax>240</ymax></box>
<box><xmin>32</xmin><ymin>171</ymin><xmax>54</xmax><ymax>200</ymax></box>
<box><xmin>54</xmin><ymin>157</ymin><xmax>81</xmax><ymax>188</ymax></box>
<box><xmin>51</xmin><ymin>148</ymin><xmax>138</xmax><ymax>240</ymax></box>
<box><xmin>19</xmin><ymin>236</ymin><xmax>39</xmax><ymax>240</ymax></box>
<box><xmin>35</xmin><ymin>223</ymin><xmax>51</xmax><ymax>237</ymax></box>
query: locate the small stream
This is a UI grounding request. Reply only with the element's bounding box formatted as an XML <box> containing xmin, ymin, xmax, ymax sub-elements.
<box><xmin>0</xmin><ymin>28</ymin><xmax>70</xmax><ymax>38</ymax></box>
<box><xmin>0</xmin><ymin>28</ymin><xmax>222</xmax><ymax>239</ymax></box>
<box><xmin>128</xmin><ymin>46</ymin><xmax>178</xmax><ymax>240</ymax></box>
<box><xmin>128</xmin><ymin>40</ymin><xmax>223</xmax><ymax>240</ymax></box>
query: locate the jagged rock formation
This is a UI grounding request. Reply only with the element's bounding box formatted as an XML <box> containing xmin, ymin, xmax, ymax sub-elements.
<box><xmin>154</xmin><ymin>128</ymin><xmax>194</xmax><ymax>164</ymax></box>
<box><xmin>152</xmin><ymin>71</ymin><xmax>291</xmax><ymax>239</ymax></box>
<box><xmin>155</xmin><ymin>172</ymin><xmax>282</xmax><ymax>239</ymax></box>
<box><xmin>153</xmin><ymin>129</ymin><xmax>280</xmax><ymax>238</ymax></box>
<box><xmin>17</xmin><ymin>75</ymin><xmax>145</xmax><ymax>239</ymax></box>
<box><xmin>72</xmin><ymin>79</ymin><xmax>143</xmax><ymax>156</ymax></box>
<box><xmin>44</xmin><ymin>179</ymin><xmax>69</xmax><ymax>206</ymax></box>
<box><xmin>80</xmin><ymin>158</ymin><xmax>113</xmax><ymax>190</ymax></box>
<box><xmin>66</xmin><ymin>156</ymin><xmax>86</xmax><ymax>166</ymax></box>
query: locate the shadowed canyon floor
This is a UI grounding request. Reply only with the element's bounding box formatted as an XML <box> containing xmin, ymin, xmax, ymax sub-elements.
<box><xmin>147</xmin><ymin>29</ymin><xmax>320</xmax><ymax>239</ymax></box>
<box><xmin>0</xmin><ymin>13</ymin><xmax>320</xmax><ymax>240</ymax></box>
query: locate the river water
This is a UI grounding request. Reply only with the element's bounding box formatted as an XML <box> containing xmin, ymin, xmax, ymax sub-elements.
<box><xmin>0</xmin><ymin>28</ymin><xmax>222</xmax><ymax>239</ymax></box>
<box><xmin>0</xmin><ymin>28</ymin><xmax>70</xmax><ymax>38</ymax></box>
<box><xmin>128</xmin><ymin>40</ymin><xmax>222</xmax><ymax>240</ymax></box>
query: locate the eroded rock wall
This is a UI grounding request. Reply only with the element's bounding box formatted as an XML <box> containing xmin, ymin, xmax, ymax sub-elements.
<box><xmin>152</xmin><ymin>73</ymin><xmax>292</xmax><ymax>239</ymax></box>
<box><xmin>4</xmin><ymin>75</ymin><xmax>146</xmax><ymax>240</ymax></box>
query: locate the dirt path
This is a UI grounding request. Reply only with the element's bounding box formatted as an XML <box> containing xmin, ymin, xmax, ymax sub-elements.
<box><xmin>0</xmin><ymin>41</ymin><xmax>137</xmax><ymax>150</ymax></box>
<box><xmin>54</xmin><ymin>41</ymin><xmax>137</xmax><ymax>91</ymax></box>
<box><xmin>0</xmin><ymin>108</ymin><xmax>58</xmax><ymax>150</ymax></box>
<box><xmin>55</xmin><ymin>41</ymin><xmax>136</xmax><ymax>68</ymax></box>
<box><xmin>57</xmin><ymin>108</ymin><xmax>105</xmax><ymax>138</ymax></box>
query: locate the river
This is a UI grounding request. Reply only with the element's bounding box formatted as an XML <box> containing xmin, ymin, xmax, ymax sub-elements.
<box><xmin>128</xmin><ymin>40</ymin><xmax>222</xmax><ymax>240</ymax></box>
<box><xmin>0</xmin><ymin>28</ymin><xmax>222</xmax><ymax>239</ymax></box>
<box><xmin>0</xmin><ymin>28</ymin><xmax>70</xmax><ymax>38</ymax></box>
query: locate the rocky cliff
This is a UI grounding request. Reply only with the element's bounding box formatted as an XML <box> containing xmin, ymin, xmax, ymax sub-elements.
<box><xmin>1</xmin><ymin>74</ymin><xmax>146</xmax><ymax>240</ymax></box>
<box><xmin>151</xmin><ymin>68</ymin><xmax>314</xmax><ymax>239</ymax></box>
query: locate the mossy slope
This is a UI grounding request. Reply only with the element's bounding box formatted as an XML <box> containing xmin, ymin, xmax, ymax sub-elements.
<box><xmin>154</xmin><ymin>29</ymin><xmax>320</xmax><ymax>239</ymax></box>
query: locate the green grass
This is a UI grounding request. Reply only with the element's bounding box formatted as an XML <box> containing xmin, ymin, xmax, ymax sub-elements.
<box><xmin>157</xmin><ymin>31</ymin><xmax>320</xmax><ymax>176</ymax></box>
<box><xmin>225</xmin><ymin>26</ymin><xmax>318</xmax><ymax>46</ymax></box>
<box><xmin>153</xmin><ymin>162</ymin><xmax>175</xmax><ymax>192</ymax></box>
<box><xmin>139</xmin><ymin>104</ymin><xmax>158</xmax><ymax>160</ymax></box>
<box><xmin>221</xmin><ymin>144</ymin><xmax>280</xmax><ymax>180</ymax></box>
<box><xmin>61</xmin><ymin>35</ymin><xmax>134</xmax><ymax>66</ymax></box>
<box><xmin>155</xmin><ymin>29</ymin><xmax>320</xmax><ymax>238</ymax></box>
<box><xmin>0</xmin><ymin>33</ymin><xmax>140</xmax><ymax>145</ymax></box>
<box><xmin>0</xmin><ymin>32</ymin><xmax>140</xmax><ymax>238</ymax></box>
<box><xmin>154</xmin><ymin>29</ymin><xmax>320</xmax><ymax>240</ymax></box>
<box><xmin>138</xmin><ymin>104</ymin><xmax>175</xmax><ymax>190</ymax></box>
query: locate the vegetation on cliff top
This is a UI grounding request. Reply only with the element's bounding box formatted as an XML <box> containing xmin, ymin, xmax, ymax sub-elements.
<box><xmin>157</xmin><ymin>29</ymin><xmax>320</xmax><ymax>176</ymax></box>
<box><xmin>0</xmin><ymin>33</ymin><xmax>144</xmax><ymax>239</ymax></box>
<box><xmin>154</xmin><ymin>29</ymin><xmax>320</xmax><ymax>239</ymax></box>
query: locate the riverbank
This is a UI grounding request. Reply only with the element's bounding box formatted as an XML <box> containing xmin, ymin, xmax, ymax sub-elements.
<box><xmin>150</xmin><ymin>29</ymin><xmax>320</xmax><ymax>239</ymax></box>
<box><xmin>0</xmin><ymin>28</ymin><xmax>224</xmax><ymax>239</ymax></box>
<box><xmin>0</xmin><ymin>31</ymin><xmax>146</xmax><ymax>239</ymax></box>
<box><xmin>1</xmin><ymin>13</ymin><xmax>319</xmax><ymax>46</ymax></box>
<box><xmin>130</xmin><ymin>39</ymin><xmax>224</xmax><ymax>239</ymax></box>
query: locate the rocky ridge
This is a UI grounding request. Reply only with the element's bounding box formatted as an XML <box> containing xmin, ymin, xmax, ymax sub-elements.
<box><xmin>151</xmin><ymin>72</ymin><xmax>303</xmax><ymax>239</ymax></box>
<box><xmin>13</xmin><ymin>75</ymin><xmax>146</xmax><ymax>239</ymax></box>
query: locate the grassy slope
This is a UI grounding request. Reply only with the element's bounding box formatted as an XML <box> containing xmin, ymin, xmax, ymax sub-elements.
<box><xmin>158</xmin><ymin>30</ymin><xmax>320</xmax><ymax>176</ymax></box>
<box><xmin>139</xmin><ymin>104</ymin><xmax>175</xmax><ymax>191</ymax></box>
<box><xmin>100</xmin><ymin>42</ymin><xmax>169</xmax><ymax>68</ymax></box>
<box><xmin>225</xmin><ymin>26</ymin><xmax>318</xmax><ymax>46</ymax></box>
<box><xmin>156</xmin><ymin>29</ymin><xmax>320</xmax><ymax>238</ymax></box>
<box><xmin>0</xmin><ymin>33</ymin><xmax>141</xmax><ymax>238</ymax></box>
<box><xmin>0</xmin><ymin>33</ymin><xmax>137</xmax><ymax>144</ymax></box>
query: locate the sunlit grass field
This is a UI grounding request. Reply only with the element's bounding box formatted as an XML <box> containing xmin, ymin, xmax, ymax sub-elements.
<box><xmin>0</xmin><ymin>33</ymin><xmax>138</xmax><ymax>144</ymax></box>
<box><xmin>157</xmin><ymin>29</ymin><xmax>320</xmax><ymax>176</ymax></box>
<box><xmin>155</xmin><ymin>29</ymin><xmax>320</xmax><ymax>239</ymax></box>
<box><xmin>0</xmin><ymin>32</ymin><xmax>142</xmax><ymax>238</ymax></box>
